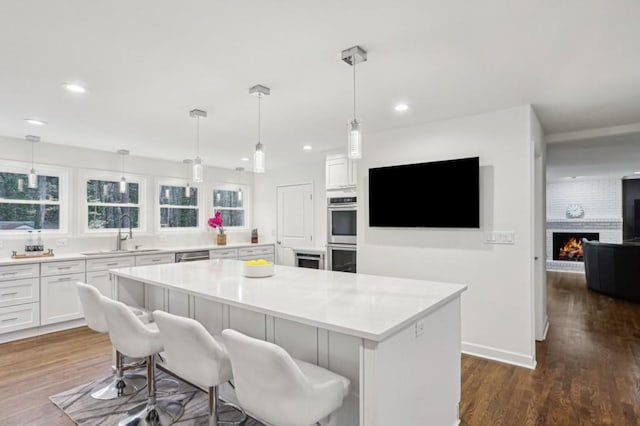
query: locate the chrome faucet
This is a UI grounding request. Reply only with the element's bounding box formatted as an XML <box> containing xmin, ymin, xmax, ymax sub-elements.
<box><xmin>116</xmin><ymin>214</ymin><xmax>133</xmax><ymax>251</ymax></box>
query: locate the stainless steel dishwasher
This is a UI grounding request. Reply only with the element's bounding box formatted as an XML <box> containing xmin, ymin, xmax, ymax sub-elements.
<box><xmin>174</xmin><ymin>250</ymin><xmax>210</xmax><ymax>263</ymax></box>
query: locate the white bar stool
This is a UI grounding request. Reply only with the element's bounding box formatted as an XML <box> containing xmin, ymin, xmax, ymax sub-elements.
<box><xmin>102</xmin><ymin>296</ymin><xmax>184</xmax><ymax>426</ymax></box>
<box><xmin>152</xmin><ymin>310</ymin><xmax>247</xmax><ymax>426</ymax></box>
<box><xmin>222</xmin><ymin>329</ymin><xmax>350</xmax><ymax>426</ymax></box>
<box><xmin>75</xmin><ymin>281</ymin><xmax>149</xmax><ymax>400</ymax></box>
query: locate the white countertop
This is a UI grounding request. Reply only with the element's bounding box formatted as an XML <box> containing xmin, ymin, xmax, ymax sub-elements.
<box><xmin>110</xmin><ymin>259</ymin><xmax>467</xmax><ymax>342</ymax></box>
<box><xmin>0</xmin><ymin>242</ymin><xmax>275</xmax><ymax>266</ymax></box>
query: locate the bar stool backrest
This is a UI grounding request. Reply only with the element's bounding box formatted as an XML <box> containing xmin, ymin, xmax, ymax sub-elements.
<box><xmin>76</xmin><ymin>281</ymin><xmax>108</xmax><ymax>333</ymax></box>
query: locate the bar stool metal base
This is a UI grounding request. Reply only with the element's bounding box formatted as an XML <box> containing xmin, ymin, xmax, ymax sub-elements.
<box><xmin>118</xmin><ymin>400</ymin><xmax>184</xmax><ymax>426</ymax></box>
<box><xmin>91</xmin><ymin>374</ymin><xmax>147</xmax><ymax>400</ymax></box>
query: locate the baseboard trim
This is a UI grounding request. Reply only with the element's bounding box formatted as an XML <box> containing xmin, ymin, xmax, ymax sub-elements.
<box><xmin>0</xmin><ymin>319</ymin><xmax>86</xmax><ymax>344</ymax></box>
<box><xmin>462</xmin><ymin>341</ymin><xmax>536</xmax><ymax>369</ymax></box>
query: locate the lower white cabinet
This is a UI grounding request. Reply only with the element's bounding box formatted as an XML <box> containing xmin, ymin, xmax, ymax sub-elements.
<box><xmin>0</xmin><ymin>278</ymin><xmax>39</xmax><ymax>308</ymax></box>
<box><xmin>41</xmin><ymin>273</ymin><xmax>85</xmax><ymax>325</ymax></box>
<box><xmin>0</xmin><ymin>303</ymin><xmax>40</xmax><ymax>333</ymax></box>
<box><xmin>86</xmin><ymin>271</ymin><xmax>113</xmax><ymax>298</ymax></box>
<box><xmin>209</xmin><ymin>248</ymin><xmax>238</xmax><ymax>259</ymax></box>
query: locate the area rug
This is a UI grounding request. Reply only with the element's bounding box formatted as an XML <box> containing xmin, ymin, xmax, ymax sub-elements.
<box><xmin>49</xmin><ymin>369</ymin><xmax>264</xmax><ymax>425</ymax></box>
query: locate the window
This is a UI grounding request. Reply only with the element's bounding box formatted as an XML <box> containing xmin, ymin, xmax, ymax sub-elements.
<box><xmin>159</xmin><ymin>184</ymin><xmax>199</xmax><ymax>229</ymax></box>
<box><xmin>81</xmin><ymin>170</ymin><xmax>146</xmax><ymax>233</ymax></box>
<box><xmin>212</xmin><ymin>184</ymin><xmax>248</xmax><ymax>229</ymax></box>
<box><xmin>0</xmin><ymin>162</ymin><xmax>68</xmax><ymax>234</ymax></box>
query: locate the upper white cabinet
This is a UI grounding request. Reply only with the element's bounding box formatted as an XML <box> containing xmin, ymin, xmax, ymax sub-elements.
<box><xmin>325</xmin><ymin>153</ymin><xmax>357</xmax><ymax>190</ymax></box>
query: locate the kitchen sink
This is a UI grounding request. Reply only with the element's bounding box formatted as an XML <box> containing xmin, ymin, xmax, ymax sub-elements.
<box><xmin>81</xmin><ymin>249</ymin><xmax>164</xmax><ymax>256</ymax></box>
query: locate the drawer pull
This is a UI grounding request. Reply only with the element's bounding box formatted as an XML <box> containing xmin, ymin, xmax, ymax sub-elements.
<box><xmin>1</xmin><ymin>272</ymin><xmax>18</xmax><ymax>276</ymax></box>
<box><xmin>106</xmin><ymin>263</ymin><xmax>119</xmax><ymax>266</ymax></box>
<box><xmin>55</xmin><ymin>277</ymin><xmax>73</xmax><ymax>282</ymax></box>
<box><xmin>152</xmin><ymin>259</ymin><xmax>161</xmax><ymax>262</ymax></box>
<box><xmin>1</xmin><ymin>317</ymin><xmax>18</xmax><ymax>322</ymax></box>
<box><xmin>57</xmin><ymin>266</ymin><xmax>72</xmax><ymax>270</ymax></box>
<box><xmin>1</xmin><ymin>292</ymin><xmax>18</xmax><ymax>296</ymax></box>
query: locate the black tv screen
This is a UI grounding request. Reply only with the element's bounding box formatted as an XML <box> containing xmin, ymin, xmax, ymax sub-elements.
<box><xmin>368</xmin><ymin>156</ymin><xmax>480</xmax><ymax>228</ymax></box>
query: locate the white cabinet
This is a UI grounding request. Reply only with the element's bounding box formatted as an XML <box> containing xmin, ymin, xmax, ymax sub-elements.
<box><xmin>326</xmin><ymin>153</ymin><xmax>357</xmax><ymax>190</ymax></box>
<box><xmin>41</xmin><ymin>272</ymin><xmax>86</xmax><ymax>325</ymax></box>
<box><xmin>0</xmin><ymin>303</ymin><xmax>40</xmax><ymax>334</ymax></box>
<box><xmin>0</xmin><ymin>278</ymin><xmax>39</xmax><ymax>308</ymax></box>
<box><xmin>86</xmin><ymin>256</ymin><xmax>135</xmax><ymax>299</ymax></box>
<box><xmin>135</xmin><ymin>252</ymin><xmax>175</xmax><ymax>266</ymax></box>
<box><xmin>238</xmin><ymin>245</ymin><xmax>275</xmax><ymax>263</ymax></box>
<box><xmin>209</xmin><ymin>248</ymin><xmax>238</xmax><ymax>259</ymax></box>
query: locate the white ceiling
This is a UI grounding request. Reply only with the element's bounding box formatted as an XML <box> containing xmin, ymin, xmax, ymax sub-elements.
<box><xmin>1</xmin><ymin>1</ymin><xmax>640</xmax><ymax>171</ymax></box>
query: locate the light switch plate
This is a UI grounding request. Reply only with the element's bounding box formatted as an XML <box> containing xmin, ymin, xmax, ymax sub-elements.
<box><xmin>485</xmin><ymin>231</ymin><xmax>515</xmax><ymax>245</ymax></box>
<box><xmin>56</xmin><ymin>238</ymin><xmax>68</xmax><ymax>247</ymax></box>
<box><xmin>415</xmin><ymin>319</ymin><xmax>426</xmax><ymax>337</ymax></box>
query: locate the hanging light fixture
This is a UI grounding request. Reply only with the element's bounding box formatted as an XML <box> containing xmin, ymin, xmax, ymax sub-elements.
<box><xmin>189</xmin><ymin>109</ymin><xmax>207</xmax><ymax>183</ymax></box>
<box><xmin>183</xmin><ymin>159</ymin><xmax>193</xmax><ymax>198</ymax></box>
<box><xmin>341</xmin><ymin>45</ymin><xmax>367</xmax><ymax>160</ymax></box>
<box><xmin>249</xmin><ymin>84</ymin><xmax>270</xmax><ymax>173</ymax></box>
<box><xmin>236</xmin><ymin>167</ymin><xmax>244</xmax><ymax>202</ymax></box>
<box><xmin>117</xmin><ymin>149</ymin><xmax>129</xmax><ymax>193</ymax></box>
<box><xmin>25</xmin><ymin>135</ymin><xmax>40</xmax><ymax>189</ymax></box>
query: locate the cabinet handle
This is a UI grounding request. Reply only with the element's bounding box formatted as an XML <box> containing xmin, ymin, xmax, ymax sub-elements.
<box><xmin>1</xmin><ymin>292</ymin><xmax>18</xmax><ymax>296</ymax></box>
<box><xmin>1</xmin><ymin>271</ymin><xmax>18</xmax><ymax>276</ymax></box>
<box><xmin>55</xmin><ymin>277</ymin><xmax>73</xmax><ymax>282</ymax></box>
<box><xmin>106</xmin><ymin>263</ymin><xmax>119</xmax><ymax>266</ymax></box>
<box><xmin>1</xmin><ymin>317</ymin><xmax>18</xmax><ymax>322</ymax></box>
<box><xmin>152</xmin><ymin>259</ymin><xmax>161</xmax><ymax>262</ymax></box>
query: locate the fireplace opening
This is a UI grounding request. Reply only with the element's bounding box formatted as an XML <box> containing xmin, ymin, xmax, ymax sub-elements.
<box><xmin>552</xmin><ymin>232</ymin><xmax>600</xmax><ymax>262</ymax></box>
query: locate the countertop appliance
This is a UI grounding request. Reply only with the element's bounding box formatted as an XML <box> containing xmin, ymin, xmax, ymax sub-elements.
<box><xmin>327</xmin><ymin>196</ymin><xmax>357</xmax><ymax>245</ymax></box>
<box><xmin>293</xmin><ymin>249</ymin><xmax>325</xmax><ymax>270</ymax></box>
<box><xmin>327</xmin><ymin>243</ymin><xmax>356</xmax><ymax>273</ymax></box>
<box><xmin>175</xmin><ymin>250</ymin><xmax>210</xmax><ymax>263</ymax></box>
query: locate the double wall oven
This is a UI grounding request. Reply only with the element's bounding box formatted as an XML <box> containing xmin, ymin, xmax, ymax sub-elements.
<box><xmin>327</xmin><ymin>196</ymin><xmax>357</xmax><ymax>273</ymax></box>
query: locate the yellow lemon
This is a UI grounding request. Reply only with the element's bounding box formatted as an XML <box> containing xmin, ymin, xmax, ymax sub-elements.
<box><xmin>245</xmin><ymin>260</ymin><xmax>257</xmax><ymax>266</ymax></box>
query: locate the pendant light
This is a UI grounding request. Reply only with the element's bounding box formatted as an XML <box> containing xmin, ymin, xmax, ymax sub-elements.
<box><xmin>25</xmin><ymin>135</ymin><xmax>40</xmax><ymax>189</ymax></box>
<box><xmin>341</xmin><ymin>45</ymin><xmax>367</xmax><ymax>160</ymax></box>
<box><xmin>236</xmin><ymin>167</ymin><xmax>244</xmax><ymax>202</ymax></box>
<box><xmin>249</xmin><ymin>84</ymin><xmax>270</xmax><ymax>173</ymax></box>
<box><xmin>189</xmin><ymin>109</ymin><xmax>207</xmax><ymax>183</ymax></box>
<box><xmin>183</xmin><ymin>159</ymin><xmax>193</xmax><ymax>198</ymax></box>
<box><xmin>117</xmin><ymin>149</ymin><xmax>129</xmax><ymax>193</ymax></box>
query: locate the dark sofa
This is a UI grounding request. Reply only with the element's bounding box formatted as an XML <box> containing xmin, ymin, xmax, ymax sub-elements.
<box><xmin>582</xmin><ymin>239</ymin><xmax>640</xmax><ymax>303</ymax></box>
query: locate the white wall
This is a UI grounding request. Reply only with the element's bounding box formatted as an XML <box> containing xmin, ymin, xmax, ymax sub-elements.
<box><xmin>0</xmin><ymin>135</ymin><xmax>254</xmax><ymax>257</ymax></box>
<box><xmin>253</xmin><ymin>155</ymin><xmax>326</xmax><ymax>266</ymax></box>
<box><xmin>357</xmin><ymin>105</ymin><xmax>536</xmax><ymax>368</ymax></box>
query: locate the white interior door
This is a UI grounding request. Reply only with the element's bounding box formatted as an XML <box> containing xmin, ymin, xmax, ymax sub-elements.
<box><xmin>276</xmin><ymin>183</ymin><xmax>314</xmax><ymax>266</ymax></box>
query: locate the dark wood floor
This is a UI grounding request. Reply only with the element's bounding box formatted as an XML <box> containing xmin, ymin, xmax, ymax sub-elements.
<box><xmin>1</xmin><ymin>272</ymin><xmax>639</xmax><ymax>425</ymax></box>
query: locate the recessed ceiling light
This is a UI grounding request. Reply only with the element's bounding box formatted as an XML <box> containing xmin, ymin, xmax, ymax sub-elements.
<box><xmin>566</xmin><ymin>176</ymin><xmax>583</xmax><ymax>179</ymax></box>
<box><xmin>634</xmin><ymin>171</ymin><xmax>640</xmax><ymax>175</ymax></box>
<box><xmin>61</xmin><ymin>83</ymin><xmax>87</xmax><ymax>93</ymax></box>
<box><xmin>241</xmin><ymin>157</ymin><xmax>249</xmax><ymax>162</ymax></box>
<box><xmin>24</xmin><ymin>119</ymin><xmax>47</xmax><ymax>126</ymax></box>
<box><xmin>303</xmin><ymin>145</ymin><xmax>312</xmax><ymax>151</ymax></box>
<box><xmin>394</xmin><ymin>103</ymin><xmax>409</xmax><ymax>112</ymax></box>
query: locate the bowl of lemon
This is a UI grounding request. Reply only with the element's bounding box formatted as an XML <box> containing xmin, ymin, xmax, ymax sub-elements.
<box><xmin>242</xmin><ymin>258</ymin><xmax>274</xmax><ymax>278</ymax></box>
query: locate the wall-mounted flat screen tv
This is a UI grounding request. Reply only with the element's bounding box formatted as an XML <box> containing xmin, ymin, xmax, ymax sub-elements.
<box><xmin>368</xmin><ymin>156</ymin><xmax>480</xmax><ymax>228</ymax></box>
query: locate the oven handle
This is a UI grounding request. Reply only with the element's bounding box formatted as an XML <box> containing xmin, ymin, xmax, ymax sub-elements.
<box><xmin>296</xmin><ymin>255</ymin><xmax>322</xmax><ymax>261</ymax></box>
<box><xmin>328</xmin><ymin>204</ymin><xmax>357</xmax><ymax>210</ymax></box>
<box><xmin>327</xmin><ymin>244</ymin><xmax>357</xmax><ymax>251</ymax></box>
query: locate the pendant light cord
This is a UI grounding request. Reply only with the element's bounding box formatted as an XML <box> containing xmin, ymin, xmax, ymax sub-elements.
<box><xmin>258</xmin><ymin>95</ymin><xmax>262</xmax><ymax>143</ymax></box>
<box><xmin>31</xmin><ymin>139</ymin><xmax>34</xmax><ymax>169</ymax></box>
<box><xmin>121</xmin><ymin>152</ymin><xmax>125</xmax><ymax>176</ymax></box>
<box><xmin>353</xmin><ymin>54</ymin><xmax>357</xmax><ymax>120</ymax></box>
<box><xmin>196</xmin><ymin>116</ymin><xmax>200</xmax><ymax>157</ymax></box>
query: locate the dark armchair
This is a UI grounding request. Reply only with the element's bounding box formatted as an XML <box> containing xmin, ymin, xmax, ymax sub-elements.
<box><xmin>582</xmin><ymin>239</ymin><xmax>640</xmax><ymax>303</ymax></box>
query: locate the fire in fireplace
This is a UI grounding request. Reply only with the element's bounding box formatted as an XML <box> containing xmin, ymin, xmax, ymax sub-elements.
<box><xmin>552</xmin><ymin>232</ymin><xmax>600</xmax><ymax>262</ymax></box>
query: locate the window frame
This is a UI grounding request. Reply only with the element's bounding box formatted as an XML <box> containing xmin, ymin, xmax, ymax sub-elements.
<box><xmin>155</xmin><ymin>177</ymin><xmax>203</xmax><ymax>233</ymax></box>
<box><xmin>210</xmin><ymin>182</ymin><xmax>251</xmax><ymax>232</ymax></box>
<box><xmin>79</xmin><ymin>169</ymin><xmax>147</xmax><ymax>235</ymax></box>
<box><xmin>0</xmin><ymin>160</ymin><xmax>70</xmax><ymax>236</ymax></box>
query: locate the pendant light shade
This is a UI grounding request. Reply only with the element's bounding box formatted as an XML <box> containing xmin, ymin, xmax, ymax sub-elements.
<box><xmin>249</xmin><ymin>85</ymin><xmax>270</xmax><ymax>174</ymax></box>
<box><xmin>341</xmin><ymin>45</ymin><xmax>367</xmax><ymax>160</ymax></box>
<box><xmin>189</xmin><ymin>109</ymin><xmax>207</xmax><ymax>183</ymax></box>
<box><xmin>183</xmin><ymin>159</ymin><xmax>193</xmax><ymax>198</ymax></box>
<box><xmin>25</xmin><ymin>135</ymin><xmax>40</xmax><ymax>189</ymax></box>
<box><xmin>117</xmin><ymin>149</ymin><xmax>129</xmax><ymax>194</ymax></box>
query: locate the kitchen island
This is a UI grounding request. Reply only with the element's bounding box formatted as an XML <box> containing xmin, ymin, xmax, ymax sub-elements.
<box><xmin>110</xmin><ymin>259</ymin><xmax>467</xmax><ymax>426</ymax></box>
